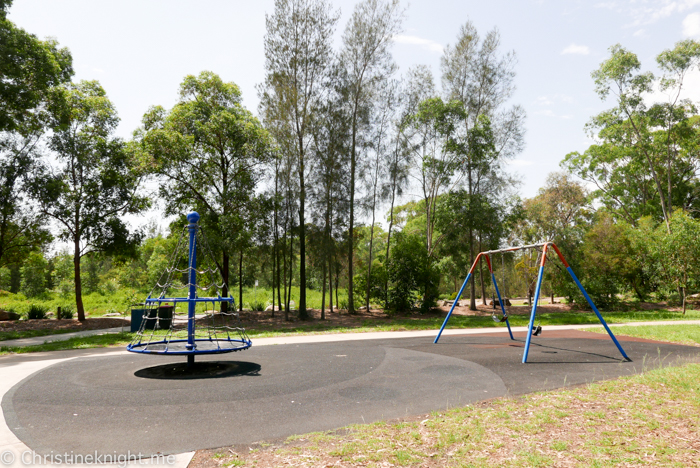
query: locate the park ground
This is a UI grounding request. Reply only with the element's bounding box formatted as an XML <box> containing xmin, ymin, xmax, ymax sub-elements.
<box><xmin>1</xmin><ymin>301</ymin><xmax>699</xmax><ymax>467</ymax></box>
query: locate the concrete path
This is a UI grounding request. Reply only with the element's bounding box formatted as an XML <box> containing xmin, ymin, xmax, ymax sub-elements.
<box><xmin>0</xmin><ymin>327</ymin><xmax>126</xmax><ymax>348</ymax></box>
<box><xmin>3</xmin><ymin>319</ymin><xmax>700</xmax><ymax>348</ymax></box>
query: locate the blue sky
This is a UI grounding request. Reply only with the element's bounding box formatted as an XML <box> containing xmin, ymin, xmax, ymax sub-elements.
<box><xmin>9</xmin><ymin>0</ymin><xmax>700</xmax><ymax>202</ymax></box>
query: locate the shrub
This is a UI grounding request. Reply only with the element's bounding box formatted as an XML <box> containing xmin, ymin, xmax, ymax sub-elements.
<box><xmin>21</xmin><ymin>252</ymin><xmax>48</xmax><ymax>297</ymax></box>
<box><xmin>250</xmin><ymin>301</ymin><xmax>266</xmax><ymax>312</ymax></box>
<box><xmin>386</xmin><ymin>232</ymin><xmax>439</xmax><ymax>314</ymax></box>
<box><xmin>60</xmin><ymin>306</ymin><xmax>75</xmax><ymax>319</ymax></box>
<box><xmin>26</xmin><ymin>304</ymin><xmax>49</xmax><ymax>320</ymax></box>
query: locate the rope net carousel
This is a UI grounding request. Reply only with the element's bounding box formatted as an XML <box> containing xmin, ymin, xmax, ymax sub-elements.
<box><xmin>127</xmin><ymin>212</ymin><xmax>251</xmax><ymax>367</ymax></box>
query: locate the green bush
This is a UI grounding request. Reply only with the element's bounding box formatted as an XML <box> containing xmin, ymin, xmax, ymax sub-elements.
<box><xmin>26</xmin><ymin>304</ymin><xmax>49</xmax><ymax>320</ymax></box>
<box><xmin>386</xmin><ymin>232</ymin><xmax>439</xmax><ymax>314</ymax></box>
<box><xmin>353</xmin><ymin>263</ymin><xmax>388</xmax><ymax>308</ymax></box>
<box><xmin>250</xmin><ymin>301</ymin><xmax>266</xmax><ymax>312</ymax></box>
<box><xmin>60</xmin><ymin>306</ymin><xmax>75</xmax><ymax>319</ymax></box>
<box><xmin>21</xmin><ymin>252</ymin><xmax>48</xmax><ymax>298</ymax></box>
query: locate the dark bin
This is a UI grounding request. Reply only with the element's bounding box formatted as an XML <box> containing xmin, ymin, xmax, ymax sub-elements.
<box><xmin>158</xmin><ymin>305</ymin><xmax>174</xmax><ymax>330</ymax></box>
<box><xmin>131</xmin><ymin>308</ymin><xmax>148</xmax><ymax>332</ymax></box>
<box><xmin>132</xmin><ymin>308</ymin><xmax>158</xmax><ymax>332</ymax></box>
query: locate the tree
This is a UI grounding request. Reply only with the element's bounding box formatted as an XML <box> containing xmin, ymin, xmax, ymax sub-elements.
<box><xmin>20</xmin><ymin>250</ymin><xmax>47</xmax><ymax>297</ymax></box>
<box><xmin>439</xmin><ymin>21</ymin><xmax>525</xmax><ymax>310</ymax></box>
<box><xmin>633</xmin><ymin>211</ymin><xmax>700</xmax><ymax>313</ymax></box>
<box><xmin>0</xmin><ymin>0</ymin><xmax>73</xmax><ymax>132</ymax></box>
<box><xmin>308</xmin><ymin>68</ymin><xmax>351</xmax><ymax>318</ymax></box>
<box><xmin>259</xmin><ymin>0</ymin><xmax>339</xmax><ymax>320</ymax></box>
<box><xmin>32</xmin><ymin>80</ymin><xmax>148</xmax><ymax>321</ymax></box>
<box><xmin>563</xmin><ymin>40</ymin><xmax>700</xmax><ymax>230</ymax></box>
<box><xmin>386</xmin><ymin>230</ymin><xmax>437</xmax><ymax>313</ymax></box>
<box><xmin>340</xmin><ymin>0</ymin><xmax>404</xmax><ymax>314</ymax></box>
<box><xmin>138</xmin><ymin>72</ymin><xmax>273</xmax><ymax>308</ymax></box>
<box><xmin>0</xmin><ymin>137</ymin><xmax>52</xmax><ymax>268</ymax></box>
<box><xmin>0</xmin><ymin>0</ymin><xmax>72</xmax><ymax>271</ymax></box>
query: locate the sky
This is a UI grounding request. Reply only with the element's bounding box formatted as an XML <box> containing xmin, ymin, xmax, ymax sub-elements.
<box><xmin>7</xmin><ymin>0</ymin><xmax>700</xmax><ymax>218</ymax></box>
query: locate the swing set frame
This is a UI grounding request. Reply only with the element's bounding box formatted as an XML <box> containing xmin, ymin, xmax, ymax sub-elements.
<box><xmin>434</xmin><ymin>242</ymin><xmax>630</xmax><ymax>363</ymax></box>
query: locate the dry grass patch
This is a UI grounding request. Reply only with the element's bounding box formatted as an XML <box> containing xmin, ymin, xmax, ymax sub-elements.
<box><xmin>190</xmin><ymin>362</ymin><xmax>700</xmax><ymax>467</ymax></box>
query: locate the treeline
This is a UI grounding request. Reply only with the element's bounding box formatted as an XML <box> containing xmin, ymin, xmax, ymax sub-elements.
<box><xmin>2</xmin><ymin>0</ymin><xmax>699</xmax><ymax>320</ymax></box>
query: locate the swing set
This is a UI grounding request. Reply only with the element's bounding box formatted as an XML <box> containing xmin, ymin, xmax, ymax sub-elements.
<box><xmin>434</xmin><ymin>242</ymin><xmax>630</xmax><ymax>363</ymax></box>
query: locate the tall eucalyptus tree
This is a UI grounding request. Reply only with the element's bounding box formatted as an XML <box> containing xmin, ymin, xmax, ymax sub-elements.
<box><xmin>259</xmin><ymin>0</ymin><xmax>339</xmax><ymax>319</ymax></box>
<box><xmin>340</xmin><ymin>0</ymin><xmax>404</xmax><ymax>314</ymax></box>
<box><xmin>440</xmin><ymin>21</ymin><xmax>525</xmax><ymax>309</ymax></box>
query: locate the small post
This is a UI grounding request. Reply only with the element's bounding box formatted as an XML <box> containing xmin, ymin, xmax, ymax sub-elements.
<box><xmin>57</xmin><ymin>306</ymin><xmax>62</xmax><ymax>320</ymax></box>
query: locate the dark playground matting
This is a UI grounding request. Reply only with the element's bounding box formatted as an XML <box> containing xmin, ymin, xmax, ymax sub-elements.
<box><xmin>3</xmin><ymin>330</ymin><xmax>700</xmax><ymax>457</ymax></box>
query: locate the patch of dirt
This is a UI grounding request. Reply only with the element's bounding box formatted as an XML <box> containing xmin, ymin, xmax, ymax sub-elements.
<box><xmin>0</xmin><ymin>317</ymin><xmax>129</xmax><ymax>333</ymax></box>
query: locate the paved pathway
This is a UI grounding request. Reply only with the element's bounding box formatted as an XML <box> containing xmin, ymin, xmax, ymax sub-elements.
<box><xmin>0</xmin><ymin>327</ymin><xmax>126</xmax><ymax>348</ymax></box>
<box><xmin>3</xmin><ymin>319</ymin><xmax>700</xmax><ymax>348</ymax></box>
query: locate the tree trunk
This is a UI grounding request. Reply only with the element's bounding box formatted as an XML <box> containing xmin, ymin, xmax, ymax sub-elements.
<box><xmin>282</xmin><ymin>225</ymin><xmax>288</xmax><ymax>321</ymax></box>
<box><xmin>328</xmin><ymin>254</ymin><xmax>333</xmax><ymax>314</ymax></box>
<box><xmin>479</xmin><ymin>235</ymin><xmax>487</xmax><ymax>305</ymax></box>
<box><xmin>348</xmin><ymin>113</ymin><xmax>357</xmax><ymax>315</ymax></box>
<box><xmin>469</xmin><ymin>227</ymin><xmax>476</xmax><ymax>311</ymax></box>
<box><xmin>298</xmin><ymin>142</ymin><xmax>308</xmax><ymax>319</ymax></box>
<box><xmin>335</xmin><ymin>255</ymin><xmax>340</xmax><ymax>315</ymax></box>
<box><xmin>238</xmin><ymin>250</ymin><xmax>243</xmax><ymax>312</ymax></box>
<box><xmin>321</xmin><ymin>259</ymin><xmax>327</xmax><ymax>320</ymax></box>
<box><xmin>270</xmin><ymin>243</ymin><xmax>275</xmax><ymax>318</ymax></box>
<box><xmin>222</xmin><ymin>252</ymin><xmax>230</xmax><ymax>313</ymax></box>
<box><xmin>287</xmin><ymin>234</ymin><xmax>294</xmax><ymax>316</ymax></box>
<box><xmin>74</xmin><ymin>237</ymin><xmax>85</xmax><ymax>321</ymax></box>
<box><xmin>385</xmin><ymin>187</ymin><xmax>396</xmax><ymax>308</ymax></box>
<box><xmin>366</xmin><ymin>220</ymin><xmax>375</xmax><ymax>312</ymax></box>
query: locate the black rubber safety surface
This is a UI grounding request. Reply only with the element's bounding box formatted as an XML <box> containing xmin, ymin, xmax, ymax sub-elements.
<box><xmin>3</xmin><ymin>330</ymin><xmax>700</xmax><ymax>457</ymax></box>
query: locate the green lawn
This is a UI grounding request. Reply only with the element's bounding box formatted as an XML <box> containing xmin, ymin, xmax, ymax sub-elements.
<box><xmin>585</xmin><ymin>323</ymin><xmax>700</xmax><ymax>347</ymax></box>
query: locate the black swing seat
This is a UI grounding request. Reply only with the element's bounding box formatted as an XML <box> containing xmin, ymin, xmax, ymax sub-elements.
<box><xmin>492</xmin><ymin>314</ymin><xmax>508</xmax><ymax>323</ymax></box>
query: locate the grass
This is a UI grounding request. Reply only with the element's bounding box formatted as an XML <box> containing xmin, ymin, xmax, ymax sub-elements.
<box><xmin>0</xmin><ymin>286</ymin><xmax>350</xmax><ymax>318</ymax></box>
<box><xmin>204</xmin><ymin>360</ymin><xmax>700</xmax><ymax>467</ymax></box>
<box><xmin>585</xmin><ymin>323</ymin><xmax>700</xmax><ymax>347</ymax></box>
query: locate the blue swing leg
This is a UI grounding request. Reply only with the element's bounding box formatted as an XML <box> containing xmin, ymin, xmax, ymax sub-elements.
<box><xmin>434</xmin><ymin>272</ymin><xmax>472</xmax><ymax>343</ymax></box>
<box><xmin>491</xmin><ymin>273</ymin><xmax>514</xmax><ymax>340</ymax></box>
<box><xmin>522</xmin><ymin>263</ymin><xmax>546</xmax><ymax>363</ymax></box>
<box><xmin>566</xmin><ymin>267</ymin><xmax>630</xmax><ymax>361</ymax></box>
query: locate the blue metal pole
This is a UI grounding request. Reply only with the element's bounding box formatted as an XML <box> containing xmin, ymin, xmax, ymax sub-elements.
<box><xmin>434</xmin><ymin>272</ymin><xmax>472</xmax><ymax>343</ymax></box>
<box><xmin>186</xmin><ymin>212</ymin><xmax>200</xmax><ymax>353</ymax></box>
<box><xmin>566</xmin><ymin>266</ymin><xmax>630</xmax><ymax>361</ymax></box>
<box><xmin>522</xmin><ymin>264</ymin><xmax>545</xmax><ymax>363</ymax></box>
<box><xmin>491</xmin><ymin>273</ymin><xmax>514</xmax><ymax>340</ymax></box>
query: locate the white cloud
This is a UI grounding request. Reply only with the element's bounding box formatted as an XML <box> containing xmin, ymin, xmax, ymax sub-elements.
<box><xmin>683</xmin><ymin>12</ymin><xmax>700</xmax><ymax>37</ymax></box>
<box><xmin>394</xmin><ymin>34</ymin><xmax>443</xmax><ymax>54</ymax></box>
<box><xmin>509</xmin><ymin>159</ymin><xmax>534</xmax><ymax>167</ymax></box>
<box><xmin>633</xmin><ymin>28</ymin><xmax>647</xmax><ymax>36</ymax></box>
<box><xmin>534</xmin><ymin>109</ymin><xmax>573</xmax><ymax>119</ymax></box>
<box><xmin>535</xmin><ymin>94</ymin><xmax>574</xmax><ymax>106</ymax></box>
<box><xmin>628</xmin><ymin>0</ymin><xmax>700</xmax><ymax>26</ymax></box>
<box><xmin>561</xmin><ymin>43</ymin><xmax>590</xmax><ymax>55</ymax></box>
